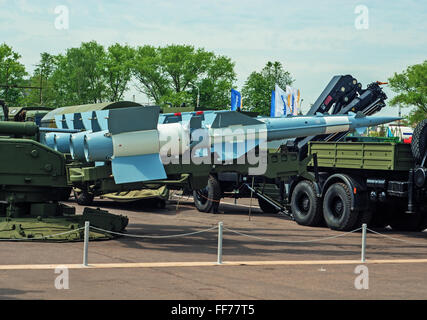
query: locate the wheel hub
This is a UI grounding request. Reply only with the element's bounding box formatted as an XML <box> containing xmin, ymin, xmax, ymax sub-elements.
<box><xmin>332</xmin><ymin>197</ymin><xmax>343</xmax><ymax>217</ymax></box>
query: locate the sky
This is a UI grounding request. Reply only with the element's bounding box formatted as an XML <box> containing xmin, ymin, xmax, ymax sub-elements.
<box><xmin>0</xmin><ymin>0</ymin><xmax>426</xmax><ymax>117</ymax></box>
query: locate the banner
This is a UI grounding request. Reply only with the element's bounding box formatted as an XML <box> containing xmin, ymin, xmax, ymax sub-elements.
<box><xmin>271</xmin><ymin>84</ymin><xmax>292</xmax><ymax>117</ymax></box>
<box><xmin>231</xmin><ymin>89</ymin><xmax>242</xmax><ymax>111</ymax></box>
<box><xmin>286</xmin><ymin>85</ymin><xmax>300</xmax><ymax>116</ymax></box>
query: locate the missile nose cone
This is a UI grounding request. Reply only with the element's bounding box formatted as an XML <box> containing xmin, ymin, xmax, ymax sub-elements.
<box><xmin>368</xmin><ymin>116</ymin><xmax>402</xmax><ymax>125</ymax></box>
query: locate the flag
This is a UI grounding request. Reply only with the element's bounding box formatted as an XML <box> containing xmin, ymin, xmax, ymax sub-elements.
<box><xmin>270</xmin><ymin>90</ymin><xmax>275</xmax><ymax>117</ymax></box>
<box><xmin>231</xmin><ymin>89</ymin><xmax>242</xmax><ymax>111</ymax></box>
<box><xmin>285</xmin><ymin>86</ymin><xmax>301</xmax><ymax>115</ymax></box>
<box><xmin>271</xmin><ymin>84</ymin><xmax>292</xmax><ymax>117</ymax></box>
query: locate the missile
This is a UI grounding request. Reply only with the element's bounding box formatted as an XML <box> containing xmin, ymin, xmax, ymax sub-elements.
<box><xmin>77</xmin><ymin>106</ymin><xmax>399</xmax><ymax>184</ymax></box>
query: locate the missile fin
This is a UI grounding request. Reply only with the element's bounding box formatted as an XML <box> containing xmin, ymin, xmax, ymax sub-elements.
<box><xmin>73</xmin><ymin>113</ymin><xmax>84</xmax><ymax>130</ymax></box>
<box><xmin>91</xmin><ymin>111</ymin><xmax>102</xmax><ymax>132</ymax></box>
<box><xmin>64</xmin><ymin>113</ymin><xmax>75</xmax><ymax>129</ymax></box>
<box><xmin>81</xmin><ymin>111</ymin><xmax>93</xmax><ymax>131</ymax></box>
<box><xmin>210</xmin><ymin>111</ymin><xmax>263</xmax><ymax>129</ymax></box>
<box><xmin>111</xmin><ymin>153</ymin><xmax>167</xmax><ymax>184</ymax></box>
<box><xmin>55</xmin><ymin>115</ymin><xmax>67</xmax><ymax>129</ymax></box>
<box><xmin>108</xmin><ymin>106</ymin><xmax>160</xmax><ymax>135</ymax></box>
<box><xmin>355</xmin><ymin>111</ymin><xmax>365</xmax><ymax>118</ymax></box>
<box><xmin>95</xmin><ymin>110</ymin><xmax>110</xmax><ymax>131</ymax></box>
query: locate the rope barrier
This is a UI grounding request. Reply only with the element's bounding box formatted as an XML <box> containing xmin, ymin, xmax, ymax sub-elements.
<box><xmin>367</xmin><ymin>228</ymin><xmax>427</xmax><ymax>246</ymax></box>
<box><xmin>89</xmin><ymin>225</ymin><xmax>218</xmax><ymax>239</ymax></box>
<box><xmin>0</xmin><ymin>227</ymin><xmax>85</xmax><ymax>241</ymax></box>
<box><xmin>223</xmin><ymin>226</ymin><xmax>362</xmax><ymax>244</ymax></box>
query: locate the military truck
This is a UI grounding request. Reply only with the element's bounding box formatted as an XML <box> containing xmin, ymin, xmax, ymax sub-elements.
<box><xmin>191</xmin><ymin>75</ymin><xmax>427</xmax><ymax>232</ymax></box>
<box><xmin>193</xmin><ymin>120</ymin><xmax>427</xmax><ymax>232</ymax></box>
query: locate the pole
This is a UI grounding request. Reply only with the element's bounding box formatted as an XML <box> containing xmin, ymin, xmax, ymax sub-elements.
<box><xmin>83</xmin><ymin>221</ymin><xmax>90</xmax><ymax>266</ymax></box>
<box><xmin>248</xmin><ymin>177</ymin><xmax>255</xmax><ymax>221</ymax></box>
<box><xmin>189</xmin><ymin>82</ymin><xmax>200</xmax><ymax>109</ymax></box>
<box><xmin>217</xmin><ymin>221</ymin><xmax>223</xmax><ymax>265</ymax></box>
<box><xmin>361</xmin><ymin>223</ymin><xmax>367</xmax><ymax>263</ymax></box>
<box><xmin>196</xmin><ymin>87</ymin><xmax>200</xmax><ymax>109</ymax></box>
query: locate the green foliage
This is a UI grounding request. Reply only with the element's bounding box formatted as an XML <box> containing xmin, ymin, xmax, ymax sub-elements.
<box><xmin>52</xmin><ymin>41</ymin><xmax>108</xmax><ymax>106</ymax></box>
<box><xmin>242</xmin><ymin>61</ymin><xmax>294</xmax><ymax>115</ymax></box>
<box><xmin>24</xmin><ymin>52</ymin><xmax>57</xmax><ymax>107</ymax></box>
<box><xmin>23</xmin><ymin>42</ymin><xmax>135</xmax><ymax>108</ymax></box>
<box><xmin>388</xmin><ymin>60</ymin><xmax>427</xmax><ymax>126</ymax></box>
<box><xmin>104</xmin><ymin>44</ymin><xmax>134</xmax><ymax>102</ymax></box>
<box><xmin>0</xmin><ymin>43</ymin><xmax>28</xmax><ymax>107</ymax></box>
<box><xmin>368</xmin><ymin>125</ymin><xmax>386</xmax><ymax>137</ymax></box>
<box><xmin>132</xmin><ymin>45</ymin><xmax>236</xmax><ymax>108</ymax></box>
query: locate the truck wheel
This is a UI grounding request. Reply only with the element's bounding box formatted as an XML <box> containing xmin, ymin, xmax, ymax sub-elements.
<box><xmin>193</xmin><ymin>175</ymin><xmax>221</xmax><ymax>213</ymax></box>
<box><xmin>323</xmin><ymin>183</ymin><xmax>359</xmax><ymax>231</ymax></box>
<box><xmin>258</xmin><ymin>197</ymin><xmax>280</xmax><ymax>214</ymax></box>
<box><xmin>411</xmin><ymin>119</ymin><xmax>427</xmax><ymax>164</ymax></box>
<box><xmin>291</xmin><ymin>180</ymin><xmax>323</xmax><ymax>226</ymax></box>
<box><xmin>73</xmin><ymin>189</ymin><xmax>95</xmax><ymax>206</ymax></box>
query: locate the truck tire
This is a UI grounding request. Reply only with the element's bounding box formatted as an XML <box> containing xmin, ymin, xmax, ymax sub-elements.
<box><xmin>323</xmin><ymin>183</ymin><xmax>359</xmax><ymax>231</ymax></box>
<box><xmin>291</xmin><ymin>180</ymin><xmax>323</xmax><ymax>226</ymax></box>
<box><xmin>258</xmin><ymin>197</ymin><xmax>280</xmax><ymax>214</ymax></box>
<box><xmin>411</xmin><ymin>119</ymin><xmax>427</xmax><ymax>164</ymax></box>
<box><xmin>193</xmin><ymin>175</ymin><xmax>221</xmax><ymax>213</ymax></box>
<box><xmin>73</xmin><ymin>189</ymin><xmax>95</xmax><ymax>206</ymax></box>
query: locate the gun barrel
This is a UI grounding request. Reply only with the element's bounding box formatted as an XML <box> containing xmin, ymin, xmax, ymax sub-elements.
<box><xmin>0</xmin><ymin>121</ymin><xmax>39</xmax><ymax>136</ymax></box>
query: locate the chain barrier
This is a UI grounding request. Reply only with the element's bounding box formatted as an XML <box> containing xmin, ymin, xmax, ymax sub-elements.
<box><xmin>224</xmin><ymin>226</ymin><xmax>363</xmax><ymax>244</ymax></box>
<box><xmin>89</xmin><ymin>225</ymin><xmax>218</xmax><ymax>239</ymax></box>
<box><xmin>0</xmin><ymin>227</ymin><xmax>85</xmax><ymax>241</ymax></box>
<box><xmin>367</xmin><ymin>228</ymin><xmax>427</xmax><ymax>246</ymax></box>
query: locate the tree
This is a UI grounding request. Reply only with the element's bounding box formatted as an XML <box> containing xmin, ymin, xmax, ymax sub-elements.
<box><xmin>104</xmin><ymin>44</ymin><xmax>134</xmax><ymax>102</ymax></box>
<box><xmin>388</xmin><ymin>60</ymin><xmax>427</xmax><ymax>126</ymax></box>
<box><xmin>52</xmin><ymin>41</ymin><xmax>108</xmax><ymax>106</ymax></box>
<box><xmin>24</xmin><ymin>52</ymin><xmax>57</xmax><ymax>107</ymax></box>
<box><xmin>132</xmin><ymin>44</ymin><xmax>236</xmax><ymax>108</ymax></box>
<box><xmin>0</xmin><ymin>43</ymin><xmax>28</xmax><ymax>107</ymax></box>
<box><xmin>242</xmin><ymin>61</ymin><xmax>294</xmax><ymax>115</ymax></box>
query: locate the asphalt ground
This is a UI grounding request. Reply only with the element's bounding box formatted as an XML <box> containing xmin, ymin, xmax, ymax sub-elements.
<box><xmin>1</xmin><ymin>194</ymin><xmax>427</xmax><ymax>300</ymax></box>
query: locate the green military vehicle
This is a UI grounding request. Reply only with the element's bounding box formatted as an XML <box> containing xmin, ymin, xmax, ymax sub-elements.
<box><xmin>191</xmin><ymin>76</ymin><xmax>427</xmax><ymax>232</ymax></box>
<box><xmin>194</xmin><ymin>120</ymin><xmax>427</xmax><ymax>232</ymax></box>
<box><xmin>0</xmin><ymin>106</ymin><xmax>51</xmax><ymax>125</ymax></box>
<box><xmin>0</xmin><ymin>121</ymin><xmax>128</xmax><ymax>241</ymax></box>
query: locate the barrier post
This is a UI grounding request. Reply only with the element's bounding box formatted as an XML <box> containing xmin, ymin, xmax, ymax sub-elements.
<box><xmin>361</xmin><ymin>223</ymin><xmax>367</xmax><ymax>263</ymax></box>
<box><xmin>83</xmin><ymin>221</ymin><xmax>90</xmax><ymax>267</ymax></box>
<box><xmin>217</xmin><ymin>222</ymin><xmax>223</xmax><ymax>265</ymax></box>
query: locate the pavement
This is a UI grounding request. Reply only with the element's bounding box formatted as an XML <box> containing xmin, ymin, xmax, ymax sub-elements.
<box><xmin>1</xmin><ymin>195</ymin><xmax>427</xmax><ymax>300</ymax></box>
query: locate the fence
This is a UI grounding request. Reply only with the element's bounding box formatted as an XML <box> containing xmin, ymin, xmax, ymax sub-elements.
<box><xmin>2</xmin><ymin>221</ymin><xmax>427</xmax><ymax>267</ymax></box>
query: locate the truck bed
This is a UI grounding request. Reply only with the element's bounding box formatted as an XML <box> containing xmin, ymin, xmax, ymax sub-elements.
<box><xmin>308</xmin><ymin>141</ymin><xmax>414</xmax><ymax>171</ymax></box>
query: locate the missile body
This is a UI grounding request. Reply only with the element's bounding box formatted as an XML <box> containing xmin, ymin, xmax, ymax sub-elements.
<box><xmin>258</xmin><ymin>112</ymin><xmax>393</xmax><ymax>141</ymax></box>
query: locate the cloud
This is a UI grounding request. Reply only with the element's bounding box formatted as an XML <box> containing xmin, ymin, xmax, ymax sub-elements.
<box><xmin>0</xmin><ymin>0</ymin><xmax>425</xmax><ymax>114</ymax></box>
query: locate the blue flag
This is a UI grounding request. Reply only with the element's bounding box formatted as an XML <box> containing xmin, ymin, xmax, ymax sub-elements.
<box><xmin>231</xmin><ymin>89</ymin><xmax>242</xmax><ymax>111</ymax></box>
